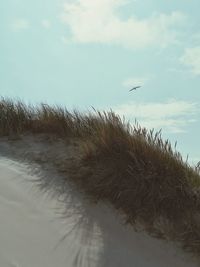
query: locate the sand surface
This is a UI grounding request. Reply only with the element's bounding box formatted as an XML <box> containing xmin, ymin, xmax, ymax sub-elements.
<box><xmin>0</xmin><ymin>156</ymin><xmax>200</xmax><ymax>267</ymax></box>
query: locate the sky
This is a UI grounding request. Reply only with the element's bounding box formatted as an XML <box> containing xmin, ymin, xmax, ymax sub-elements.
<box><xmin>1</xmin><ymin>0</ymin><xmax>200</xmax><ymax>164</ymax></box>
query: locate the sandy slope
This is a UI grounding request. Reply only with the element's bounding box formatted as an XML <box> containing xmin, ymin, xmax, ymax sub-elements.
<box><xmin>0</xmin><ymin>157</ymin><xmax>199</xmax><ymax>267</ymax></box>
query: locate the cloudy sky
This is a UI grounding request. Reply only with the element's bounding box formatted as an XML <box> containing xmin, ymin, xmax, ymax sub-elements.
<box><xmin>1</xmin><ymin>0</ymin><xmax>200</xmax><ymax>164</ymax></box>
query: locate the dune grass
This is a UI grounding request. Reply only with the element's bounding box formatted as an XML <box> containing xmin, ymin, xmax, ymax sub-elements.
<box><xmin>1</xmin><ymin>97</ymin><xmax>200</xmax><ymax>256</ymax></box>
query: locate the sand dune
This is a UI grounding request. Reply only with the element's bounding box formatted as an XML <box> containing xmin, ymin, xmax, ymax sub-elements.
<box><xmin>0</xmin><ymin>157</ymin><xmax>199</xmax><ymax>267</ymax></box>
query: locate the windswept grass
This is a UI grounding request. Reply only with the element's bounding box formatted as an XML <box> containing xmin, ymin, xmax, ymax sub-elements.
<box><xmin>1</xmin><ymin>97</ymin><xmax>200</xmax><ymax>256</ymax></box>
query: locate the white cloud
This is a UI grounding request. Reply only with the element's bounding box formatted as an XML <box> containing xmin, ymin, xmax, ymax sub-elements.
<box><xmin>122</xmin><ymin>76</ymin><xmax>150</xmax><ymax>88</ymax></box>
<box><xmin>42</xmin><ymin>19</ymin><xmax>51</xmax><ymax>29</ymax></box>
<box><xmin>113</xmin><ymin>99</ymin><xmax>199</xmax><ymax>133</ymax></box>
<box><xmin>180</xmin><ymin>46</ymin><xmax>200</xmax><ymax>75</ymax></box>
<box><xmin>61</xmin><ymin>0</ymin><xmax>186</xmax><ymax>49</ymax></box>
<box><xmin>11</xmin><ymin>19</ymin><xmax>29</xmax><ymax>31</ymax></box>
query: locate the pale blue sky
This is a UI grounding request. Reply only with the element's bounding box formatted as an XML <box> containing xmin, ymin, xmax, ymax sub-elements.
<box><xmin>1</xmin><ymin>0</ymin><xmax>200</xmax><ymax>164</ymax></box>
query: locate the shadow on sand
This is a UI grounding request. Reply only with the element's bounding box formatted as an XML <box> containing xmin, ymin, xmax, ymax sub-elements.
<box><xmin>28</xmin><ymin>160</ymin><xmax>199</xmax><ymax>267</ymax></box>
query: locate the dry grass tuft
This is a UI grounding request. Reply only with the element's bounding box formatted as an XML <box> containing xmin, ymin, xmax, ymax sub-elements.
<box><xmin>1</xmin><ymin>97</ymin><xmax>200</xmax><ymax>256</ymax></box>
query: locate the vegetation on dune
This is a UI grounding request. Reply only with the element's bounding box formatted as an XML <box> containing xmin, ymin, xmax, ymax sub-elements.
<box><xmin>1</xmin><ymin>97</ymin><xmax>200</xmax><ymax>256</ymax></box>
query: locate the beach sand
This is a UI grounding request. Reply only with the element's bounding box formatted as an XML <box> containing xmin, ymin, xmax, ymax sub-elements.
<box><xmin>0</xmin><ymin>152</ymin><xmax>199</xmax><ymax>267</ymax></box>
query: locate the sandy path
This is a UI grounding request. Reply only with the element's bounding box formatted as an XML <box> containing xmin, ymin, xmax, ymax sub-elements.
<box><xmin>0</xmin><ymin>157</ymin><xmax>199</xmax><ymax>267</ymax></box>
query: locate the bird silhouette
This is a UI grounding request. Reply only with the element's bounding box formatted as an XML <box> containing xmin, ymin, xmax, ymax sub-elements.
<box><xmin>129</xmin><ymin>86</ymin><xmax>141</xmax><ymax>92</ymax></box>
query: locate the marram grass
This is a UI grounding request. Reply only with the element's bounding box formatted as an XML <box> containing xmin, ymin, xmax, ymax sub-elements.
<box><xmin>1</xmin><ymin>97</ymin><xmax>200</xmax><ymax>257</ymax></box>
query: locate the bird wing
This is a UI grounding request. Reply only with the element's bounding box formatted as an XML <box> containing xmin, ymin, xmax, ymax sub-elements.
<box><xmin>129</xmin><ymin>86</ymin><xmax>141</xmax><ymax>91</ymax></box>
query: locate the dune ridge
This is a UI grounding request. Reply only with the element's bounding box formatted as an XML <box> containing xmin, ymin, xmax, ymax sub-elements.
<box><xmin>1</xmin><ymin>97</ymin><xmax>200</xmax><ymax>260</ymax></box>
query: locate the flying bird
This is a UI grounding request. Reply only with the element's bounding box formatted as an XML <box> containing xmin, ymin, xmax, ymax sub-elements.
<box><xmin>129</xmin><ymin>86</ymin><xmax>141</xmax><ymax>92</ymax></box>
